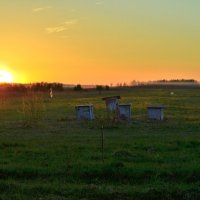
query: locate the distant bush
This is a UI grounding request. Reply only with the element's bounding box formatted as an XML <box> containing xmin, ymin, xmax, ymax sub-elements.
<box><xmin>105</xmin><ymin>85</ymin><xmax>110</xmax><ymax>90</ymax></box>
<box><xmin>96</xmin><ymin>85</ymin><xmax>110</xmax><ymax>94</ymax></box>
<box><xmin>96</xmin><ymin>85</ymin><xmax>103</xmax><ymax>94</ymax></box>
<box><xmin>74</xmin><ymin>84</ymin><xmax>83</xmax><ymax>91</ymax></box>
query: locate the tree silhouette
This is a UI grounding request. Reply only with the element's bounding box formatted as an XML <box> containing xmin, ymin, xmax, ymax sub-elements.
<box><xmin>96</xmin><ymin>85</ymin><xmax>103</xmax><ymax>94</ymax></box>
<box><xmin>74</xmin><ymin>84</ymin><xmax>83</xmax><ymax>91</ymax></box>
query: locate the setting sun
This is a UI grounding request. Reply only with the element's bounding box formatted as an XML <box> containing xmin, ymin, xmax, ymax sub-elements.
<box><xmin>0</xmin><ymin>70</ymin><xmax>13</xmax><ymax>83</ymax></box>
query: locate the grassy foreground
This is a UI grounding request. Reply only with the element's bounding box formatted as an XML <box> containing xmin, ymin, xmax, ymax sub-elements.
<box><xmin>0</xmin><ymin>88</ymin><xmax>200</xmax><ymax>199</ymax></box>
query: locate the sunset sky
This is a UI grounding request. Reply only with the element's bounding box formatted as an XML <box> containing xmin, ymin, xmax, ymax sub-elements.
<box><xmin>0</xmin><ymin>0</ymin><xmax>200</xmax><ymax>84</ymax></box>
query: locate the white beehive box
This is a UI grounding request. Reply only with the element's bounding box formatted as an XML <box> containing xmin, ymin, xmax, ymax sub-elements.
<box><xmin>119</xmin><ymin>104</ymin><xmax>131</xmax><ymax>121</ymax></box>
<box><xmin>102</xmin><ymin>96</ymin><xmax>120</xmax><ymax>112</ymax></box>
<box><xmin>147</xmin><ymin>105</ymin><xmax>165</xmax><ymax>121</ymax></box>
<box><xmin>75</xmin><ymin>105</ymin><xmax>94</xmax><ymax>120</ymax></box>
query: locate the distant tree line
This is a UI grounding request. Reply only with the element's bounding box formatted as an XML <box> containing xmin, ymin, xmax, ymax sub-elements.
<box><xmin>95</xmin><ymin>85</ymin><xmax>110</xmax><ymax>94</ymax></box>
<box><xmin>0</xmin><ymin>82</ymin><xmax>64</xmax><ymax>92</ymax></box>
<box><xmin>133</xmin><ymin>84</ymin><xmax>200</xmax><ymax>89</ymax></box>
<box><xmin>0</xmin><ymin>83</ymin><xmax>27</xmax><ymax>92</ymax></box>
<box><xmin>155</xmin><ymin>79</ymin><xmax>197</xmax><ymax>83</ymax></box>
<box><xmin>30</xmin><ymin>82</ymin><xmax>63</xmax><ymax>91</ymax></box>
<box><xmin>73</xmin><ymin>84</ymin><xmax>110</xmax><ymax>93</ymax></box>
<box><xmin>129</xmin><ymin>79</ymin><xmax>199</xmax><ymax>88</ymax></box>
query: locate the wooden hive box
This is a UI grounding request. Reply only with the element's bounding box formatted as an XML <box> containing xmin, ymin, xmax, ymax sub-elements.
<box><xmin>147</xmin><ymin>105</ymin><xmax>165</xmax><ymax>121</ymax></box>
<box><xmin>75</xmin><ymin>105</ymin><xmax>95</xmax><ymax>120</ymax></box>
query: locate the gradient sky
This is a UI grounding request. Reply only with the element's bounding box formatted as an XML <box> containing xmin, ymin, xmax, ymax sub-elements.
<box><xmin>0</xmin><ymin>0</ymin><xmax>200</xmax><ymax>84</ymax></box>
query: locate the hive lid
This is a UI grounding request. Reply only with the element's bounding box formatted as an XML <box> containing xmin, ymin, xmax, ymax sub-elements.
<box><xmin>102</xmin><ymin>96</ymin><xmax>121</xmax><ymax>101</ymax></box>
<box><xmin>75</xmin><ymin>105</ymin><xmax>93</xmax><ymax>108</ymax></box>
<box><xmin>147</xmin><ymin>105</ymin><xmax>165</xmax><ymax>109</ymax></box>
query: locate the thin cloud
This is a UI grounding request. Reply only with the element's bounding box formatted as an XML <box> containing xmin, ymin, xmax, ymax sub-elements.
<box><xmin>96</xmin><ymin>0</ymin><xmax>104</xmax><ymax>5</ymax></box>
<box><xmin>33</xmin><ymin>8</ymin><xmax>44</xmax><ymax>12</ymax></box>
<box><xmin>46</xmin><ymin>19</ymin><xmax>78</xmax><ymax>34</ymax></box>
<box><xmin>46</xmin><ymin>26</ymin><xmax>67</xmax><ymax>34</ymax></box>
<box><xmin>32</xmin><ymin>6</ymin><xmax>52</xmax><ymax>13</ymax></box>
<box><xmin>64</xmin><ymin>19</ymin><xmax>78</xmax><ymax>26</ymax></box>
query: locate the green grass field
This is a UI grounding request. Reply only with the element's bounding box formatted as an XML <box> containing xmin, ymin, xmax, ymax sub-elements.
<box><xmin>0</xmin><ymin>88</ymin><xmax>200</xmax><ymax>199</ymax></box>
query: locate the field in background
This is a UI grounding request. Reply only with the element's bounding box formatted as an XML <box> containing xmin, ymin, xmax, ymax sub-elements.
<box><xmin>0</xmin><ymin>88</ymin><xmax>200</xmax><ymax>199</ymax></box>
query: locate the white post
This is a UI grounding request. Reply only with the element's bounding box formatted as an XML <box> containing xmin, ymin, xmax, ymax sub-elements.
<box><xmin>50</xmin><ymin>88</ymin><xmax>53</xmax><ymax>98</ymax></box>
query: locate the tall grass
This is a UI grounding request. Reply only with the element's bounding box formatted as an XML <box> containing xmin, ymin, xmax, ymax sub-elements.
<box><xmin>21</xmin><ymin>91</ymin><xmax>45</xmax><ymax>127</ymax></box>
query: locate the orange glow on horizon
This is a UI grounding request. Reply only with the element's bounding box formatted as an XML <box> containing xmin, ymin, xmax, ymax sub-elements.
<box><xmin>0</xmin><ymin>1</ymin><xmax>199</xmax><ymax>84</ymax></box>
